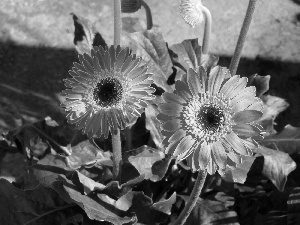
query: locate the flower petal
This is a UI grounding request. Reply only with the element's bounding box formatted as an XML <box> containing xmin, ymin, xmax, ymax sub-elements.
<box><xmin>208</xmin><ymin>66</ymin><xmax>228</xmax><ymax>95</ymax></box>
<box><xmin>173</xmin><ymin>135</ymin><xmax>195</xmax><ymax>156</ymax></box>
<box><xmin>158</xmin><ymin>103</ymin><xmax>183</xmax><ymax>116</ymax></box>
<box><xmin>227</xmin><ymin>77</ymin><xmax>247</xmax><ymax>99</ymax></box>
<box><xmin>174</xmin><ymin>80</ymin><xmax>192</xmax><ymax>101</ymax></box>
<box><xmin>219</xmin><ymin>75</ymin><xmax>240</xmax><ymax>98</ymax></box>
<box><xmin>223</xmin><ymin>133</ymin><xmax>248</xmax><ymax>155</ymax></box>
<box><xmin>162</xmin><ymin>92</ymin><xmax>186</xmax><ymax>104</ymax></box>
<box><xmin>211</xmin><ymin>141</ymin><xmax>227</xmax><ymax>170</ymax></box>
<box><xmin>232</xmin><ymin>97</ymin><xmax>261</xmax><ymax>113</ymax></box>
<box><xmin>232</xmin><ymin>110</ymin><xmax>263</xmax><ymax>123</ymax></box>
<box><xmin>169</xmin><ymin>129</ymin><xmax>186</xmax><ymax>144</ymax></box>
<box><xmin>198</xmin><ymin>141</ymin><xmax>211</xmax><ymax>170</ymax></box>
<box><xmin>162</xmin><ymin>119</ymin><xmax>181</xmax><ymax>132</ymax></box>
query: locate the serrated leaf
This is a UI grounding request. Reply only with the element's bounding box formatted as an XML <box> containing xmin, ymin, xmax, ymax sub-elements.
<box><xmin>52</xmin><ymin>177</ymin><xmax>134</xmax><ymax>225</ymax></box>
<box><xmin>248</xmin><ymin>74</ymin><xmax>271</xmax><ymax>97</ymax></box>
<box><xmin>220</xmin><ymin>156</ymin><xmax>255</xmax><ymax>184</ymax></box>
<box><xmin>184</xmin><ymin>197</ymin><xmax>239</xmax><ymax>225</ymax></box>
<box><xmin>0</xmin><ymin>179</ymin><xmax>73</xmax><ymax>225</ymax></box>
<box><xmin>145</xmin><ymin>103</ymin><xmax>164</xmax><ymax>150</ymax></box>
<box><xmin>128</xmin><ymin>145</ymin><xmax>165</xmax><ymax>181</ymax></box>
<box><xmin>68</xmin><ymin>140</ymin><xmax>112</xmax><ymax>169</ymax></box>
<box><xmin>152</xmin><ymin>192</ymin><xmax>176</xmax><ymax>215</ymax></box>
<box><xmin>72</xmin><ymin>13</ymin><xmax>107</xmax><ymax>55</ymax></box>
<box><xmin>124</xmin><ymin>26</ymin><xmax>174</xmax><ymax>92</ymax></box>
<box><xmin>257</xmin><ymin>146</ymin><xmax>296</xmax><ymax>191</ymax></box>
<box><xmin>259</xmin><ymin>125</ymin><xmax>300</xmax><ymax>155</ymax></box>
<box><xmin>256</xmin><ymin>95</ymin><xmax>289</xmax><ymax>136</ymax></box>
<box><xmin>170</xmin><ymin>38</ymin><xmax>219</xmax><ymax>76</ymax></box>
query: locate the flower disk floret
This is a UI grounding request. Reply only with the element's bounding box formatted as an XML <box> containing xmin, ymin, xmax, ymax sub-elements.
<box><xmin>61</xmin><ymin>45</ymin><xmax>155</xmax><ymax>139</ymax></box>
<box><xmin>157</xmin><ymin>66</ymin><xmax>264</xmax><ymax>175</ymax></box>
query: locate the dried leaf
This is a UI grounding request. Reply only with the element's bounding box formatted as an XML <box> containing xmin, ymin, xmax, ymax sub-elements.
<box><xmin>257</xmin><ymin>146</ymin><xmax>296</xmax><ymax>191</ymax></box>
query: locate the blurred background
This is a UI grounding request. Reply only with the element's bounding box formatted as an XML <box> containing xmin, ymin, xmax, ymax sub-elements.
<box><xmin>0</xmin><ymin>0</ymin><xmax>299</xmax><ymax>180</ymax></box>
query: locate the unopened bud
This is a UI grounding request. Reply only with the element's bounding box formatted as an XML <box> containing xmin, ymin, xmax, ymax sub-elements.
<box><xmin>179</xmin><ymin>0</ymin><xmax>204</xmax><ymax>28</ymax></box>
<box><xmin>121</xmin><ymin>0</ymin><xmax>142</xmax><ymax>13</ymax></box>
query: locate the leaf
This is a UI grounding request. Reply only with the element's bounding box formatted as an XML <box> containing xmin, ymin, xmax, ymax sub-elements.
<box><xmin>152</xmin><ymin>192</ymin><xmax>176</xmax><ymax>215</ymax></box>
<box><xmin>68</xmin><ymin>140</ymin><xmax>113</xmax><ymax>169</ymax></box>
<box><xmin>287</xmin><ymin>187</ymin><xmax>300</xmax><ymax>225</ymax></box>
<box><xmin>52</xmin><ymin>176</ymin><xmax>135</xmax><ymax>225</ymax></box>
<box><xmin>0</xmin><ymin>179</ymin><xmax>73</xmax><ymax>225</ymax></box>
<box><xmin>124</xmin><ymin>26</ymin><xmax>174</xmax><ymax>92</ymax></box>
<box><xmin>184</xmin><ymin>197</ymin><xmax>239</xmax><ymax>225</ymax></box>
<box><xmin>128</xmin><ymin>145</ymin><xmax>165</xmax><ymax>181</ymax></box>
<box><xmin>248</xmin><ymin>74</ymin><xmax>271</xmax><ymax>97</ymax></box>
<box><xmin>33</xmin><ymin>154</ymin><xmax>74</xmax><ymax>187</ymax></box>
<box><xmin>170</xmin><ymin>38</ymin><xmax>219</xmax><ymax>75</ymax></box>
<box><xmin>151</xmin><ymin>154</ymin><xmax>172</xmax><ymax>182</ymax></box>
<box><xmin>72</xmin><ymin>13</ymin><xmax>107</xmax><ymax>55</ymax></box>
<box><xmin>145</xmin><ymin>103</ymin><xmax>164</xmax><ymax>150</ymax></box>
<box><xmin>5</xmin><ymin>117</ymin><xmax>70</xmax><ymax>157</ymax></box>
<box><xmin>72</xmin><ymin>171</ymin><xmax>106</xmax><ymax>195</ymax></box>
<box><xmin>256</xmin><ymin>95</ymin><xmax>289</xmax><ymax>136</ymax></box>
<box><xmin>257</xmin><ymin>146</ymin><xmax>296</xmax><ymax>191</ymax></box>
<box><xmin>259</xmin><ymin>125</ymin><xmax>300</xmax><ymax>155</ymax></box>
<box><xmin>220</xmin><ymin>156</ymin><xmax>256</xmax><ymax>184</ymax></box>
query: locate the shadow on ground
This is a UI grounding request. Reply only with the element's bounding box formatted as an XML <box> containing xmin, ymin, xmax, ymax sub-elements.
<box><xmin>0</xmin><ymin>40</ymin><xmax>299</xmax><ymax>133</ymax></box>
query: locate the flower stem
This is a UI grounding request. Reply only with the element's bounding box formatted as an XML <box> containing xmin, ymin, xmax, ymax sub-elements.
<box><xmin>125</xmin><ymin>127</ymin><xmax>132</xmax><ymax>151</ymax></box>
<box><xmin>201</xmin><ymin>6</ymin><xmax>212</xmax><ymax>54</ymax></box>
<box><xmin>112</xmin><ymin>129</ymin><xmax>122</xmax><ymax>181</ymax></box>
<box><xmin>229</xmin><ymin>0</ymin><xmax>258</xmax><ymax>75</ymax></box>
<box><xmin>114</xmin><ymin>0</ymin><xmax>122</xmax><ymax>46</ymax></box>
<box><xmin>173</xmin><ymin>169</ymin><xmax>208</xmax><ymax>225</ymax></box>
<box><xmin>141</xmin><ymin>0</ymin><xmax>153</xmax><ymax>30</ymax></box>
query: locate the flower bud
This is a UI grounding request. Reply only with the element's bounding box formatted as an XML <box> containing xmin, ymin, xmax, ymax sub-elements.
<box><xmin>121</xmin><ymin>0</ymin><xmax>142</xmax><ymax>13</ymax></box>
<box><xmin>179</xmin><ymin>0</ymin><xmax>204</xmax><ymax>28</ymax></box>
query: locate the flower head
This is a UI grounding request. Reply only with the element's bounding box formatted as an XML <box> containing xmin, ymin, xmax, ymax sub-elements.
<box><xmin>158</xmin><ymin>66</ymin><xmax>264</xmax><ymax>174</ymax></box>
<box><xmin>61</xmin><ymin>45</ymin><xmax>155</xmax><ymax>139</ymax></box>
<box><xmin>179</xmin><ymin>0</ymin><xmax>204</xmax><ymax>28</ymax></box>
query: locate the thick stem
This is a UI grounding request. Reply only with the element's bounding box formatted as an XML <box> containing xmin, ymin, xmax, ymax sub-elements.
<box><xmin>125</xmin><ymin>127</ymin><xmax>132</xmax><ymax>151</ymax></box>
<box><xmin>141</xmin><ymin>0</ymin><xmax>153</xmax><ymax>30</ymax></box>
<box><xmin>114</xmin><ymin>0</ymin><xmax>122</xmax><ymax>46</ymax></box>
<box><xmin>229</xmin><ymin>0</ymin><xmax>258</xmax><ymax>75</ymax></box>
<box><xmin>173</xmin><ymin>169</ymin><xmax>208</xmax><ymax>225</ymax></box>
<box><xmin>112</xmin><ymin>129</ymin><xmax>122</xmax><ymax>181</ymax></box>
<box><xmin>201</xmin><ymin>6</ymin><xmax>212</xmax><ymax>54</ymax></box>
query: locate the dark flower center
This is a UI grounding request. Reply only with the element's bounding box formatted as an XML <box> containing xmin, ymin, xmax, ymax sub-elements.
<box><xmin>93</xmin><ymin>77</ymin><xmax>123</xmax><ymax>107</ymax></box>
<box><xmin>197</xmin><ymin>105</ymin><xmax>225</xmax><ymax>132</ymax></box>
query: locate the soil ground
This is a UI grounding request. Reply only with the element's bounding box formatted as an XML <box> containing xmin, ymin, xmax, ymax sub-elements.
<box><xmin>0</xmin><ymin>0</ymin><xmax>299</xmax><ymax>181</ymax></box>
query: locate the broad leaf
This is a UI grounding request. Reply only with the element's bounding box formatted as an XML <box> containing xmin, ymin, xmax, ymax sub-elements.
<box><xmin>259</xmin><ymin>125</ymin><xmax>300</xmax><ymax>155</ymax></box>
<box><xmin>68</xmin><ymin>140</ymin><xmax>112</xmax><ymax>169</ymax></box>
<box><xmin>145</xmin><ymin>103</ymin><xmax>164</xmax><ymax>150</ymax></box>
<box><xmin>71</xmin><ymin>171</ymin><xmax>105</xmax><ymax>195</ymax></box>
<box><xmin>72</xmin><ymin>13</ymin><xmax>107</xmax><ymax>55</ymax></box>
<box><xmin>152</xmin><ymin>192</ymin><xmax>176</xmax><ymax>215</ymax></box>
<box><xmin>124</xmin><ymin>26</ymin><xmax>174</xmax><ymax>92</ymax></box>
<box><xmin>256</xmin><ymin>95</ymin><xmax>289</xmax><ymax>136</ymax></box>
<box><xmin>53</xmin><ymin>176</ymin><xmax>135</xmax><ymax>225</ymax></box>
<box><xmin>248</xmin><ymin>74</ymin><xmax>271</xmax><ymax>97</ymax></box>
<box><xmin>184</xmin><ymin>197</ymin><xmax>239</xmax><ymax>225</ymax></box>
<box><xmin>0</xmin><ymin>179</ymin><xmax>73</xmax><ymax>225</ymax></box>
<box><xmin>170</xmin><ymin>38</ymin><xmax>219</xmax><ymax>76</ymax></box>
<box><xmin>220</xmin><ymin>156</ymin><xmax>256</xmax><ymax>184</ymax></box>
<box><xmin>128</xmin><ymin>145</ymin><xmax>165</xmax><ymax>181</ymax></box>
<box><xmin>257</xmin><ymin>146</ymin><xmax>296</xmax><ymax>191</ymax></box>
<box><xmin>151</xmin><ymin>154</ymin><xmax>172</xmax><ymax>182</ymax></box>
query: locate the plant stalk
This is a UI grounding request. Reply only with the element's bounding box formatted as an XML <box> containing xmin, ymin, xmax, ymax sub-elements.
<box><xmin>229</xmin><ymin>0</ymin><xmax>258</xmax><ymax>75</ymax></box>
<box><xmin>114</xmin><ymin>0</ymin><xmax>122</xmax><ymax>46</ymax></box>
<box><xmin>173</xmin><ymin>169</ymin><xmax>208</xmax><ymax>225</ymax></box>
<box><xmin>141</xmin><ymin>0</ymin><xmax>153</xmax><ymax>30</ymax></box>
<box><xmin>201</xmin><ymin>6</ymin><xmax>212</xmax><ymax>54</ymax></box>
<box><xmin>112</xmin><ymin>129</ymin><xmax>122</xmax><ymax>181</ymax></box>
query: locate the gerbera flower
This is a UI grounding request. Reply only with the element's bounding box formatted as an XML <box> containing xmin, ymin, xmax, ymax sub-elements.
<box><xmin>61</xmin><ymin>45</ymin><xmax>155</xmax><ymax>139</ymax></box>
<box><xmin>179</xmin><ymin>0</ymin><xmax>204</xmax><ymax>28</ymax></box>
<box><xmin>157</xmin><ymin>66</ymin><xmax>264</xmax><ymax>174</ymax></box>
